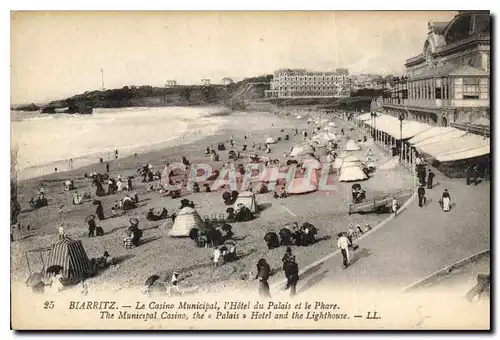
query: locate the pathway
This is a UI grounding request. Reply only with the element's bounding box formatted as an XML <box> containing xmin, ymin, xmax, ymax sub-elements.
<box><xmin>274</xmin><ymin>162</ymin><xmax>490</xmax><ymax>296</ymax></box>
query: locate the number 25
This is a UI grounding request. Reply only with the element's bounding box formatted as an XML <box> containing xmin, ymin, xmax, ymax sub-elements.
<box><xmin>44</xmin><ymin>301</ymin><xmax>54</xmax><ymax>309</ymax></box>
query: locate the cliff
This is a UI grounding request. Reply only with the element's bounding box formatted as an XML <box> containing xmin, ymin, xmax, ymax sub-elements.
<box><xmin>42</xmin><ymin>75</ymin><xmax>272</xmax><ymax>113</ymax></box>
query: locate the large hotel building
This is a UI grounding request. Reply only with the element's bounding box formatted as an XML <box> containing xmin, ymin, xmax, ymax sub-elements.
<box><xmin>265</xmin><ymin>68</ymin><xmax>351</xmax><ymax>99</ymax></box>
<box><xmin>381</xmin><ymin>11</ymin><xmax>490</xmax><ymax>135</ymax></box>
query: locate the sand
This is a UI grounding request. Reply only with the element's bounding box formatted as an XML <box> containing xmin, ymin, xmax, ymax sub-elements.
<box><xmin>11</xmin><ymin>109</ymin><xmax>414</xmax><ymax>296</ymax></box>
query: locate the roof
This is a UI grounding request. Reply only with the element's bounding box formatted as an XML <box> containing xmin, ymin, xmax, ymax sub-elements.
<box><xmin>434</xmin><ymin>22</ymin><xmax>449</xmax><ymax>35</ymax></box>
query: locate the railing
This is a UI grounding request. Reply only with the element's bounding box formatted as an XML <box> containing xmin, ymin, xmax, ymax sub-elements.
<box><xmin>348</xmin><ymin>187</ymin><xmax>414</xmax><ymax>215</ymax></box>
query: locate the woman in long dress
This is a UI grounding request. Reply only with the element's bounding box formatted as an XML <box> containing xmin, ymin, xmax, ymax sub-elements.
<box><xmin>442</xmin><ymin>189</ymin><xmax>451</xmax><ymax>212</ymax></box>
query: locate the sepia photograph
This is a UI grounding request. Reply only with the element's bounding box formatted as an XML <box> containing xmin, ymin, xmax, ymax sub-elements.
<box><xmin>9</xmin><ymin>9</ymin><xmax>491</xmax><ymax>330</ymax></box>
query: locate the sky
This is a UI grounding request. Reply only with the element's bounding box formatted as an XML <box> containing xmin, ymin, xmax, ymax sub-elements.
<box><xmin>10</xmin><ymin>10</ymin><xmax>457</xmax><ymax>104</ymax></box>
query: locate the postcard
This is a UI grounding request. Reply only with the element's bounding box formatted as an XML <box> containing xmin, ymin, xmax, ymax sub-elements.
<box><xmin>10</xmin><ymin>10</ymin><xmax>490</xmax><ymax>330</ymax></box>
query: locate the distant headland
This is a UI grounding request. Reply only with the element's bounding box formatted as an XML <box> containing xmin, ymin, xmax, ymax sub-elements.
<box><xmin>11</xmin><ymin>75</ymin><xmax>274</xmax><ymax>114</ymax></box>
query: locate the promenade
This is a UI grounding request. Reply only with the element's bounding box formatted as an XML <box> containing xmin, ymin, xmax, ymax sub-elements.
<box><xmin>281</xmin><ymin>166</ymin><xmax>490</xmax><ymax>295</ymax></box>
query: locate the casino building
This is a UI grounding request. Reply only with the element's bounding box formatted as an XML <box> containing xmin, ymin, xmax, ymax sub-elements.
<box><xmin>381</xmin><ymin>11</ymin><xmax>490</xmax><ymax>136</ymax></box>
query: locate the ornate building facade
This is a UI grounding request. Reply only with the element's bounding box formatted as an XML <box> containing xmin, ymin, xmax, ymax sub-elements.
<box><xmin>382</xmin><ymin>11</ymin><xmax>490</xmax><ymax>135</ymax></box>
<box><xmin>265</xmin><ymin>68</ymin><xmax>351</xmax><ymax>98</ymax></box>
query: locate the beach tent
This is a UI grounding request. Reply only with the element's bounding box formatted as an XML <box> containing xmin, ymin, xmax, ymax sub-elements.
<box><xmin>265</xmin><ymin>136</ymin><xmax>277</xmax><ymax>144</ymax></box>
<box><xmin>345</xmin><ymin>139</ymin><xmax>362</xmax><ymax>151</ymax></box>
<box><xmin>327</xmin><ymin>121</ymin><xmax>336</xmax><ymax>127</ymax></box>
<box><xmin>46</xmin><ymin>237</ymin><xmax>93</xmax><ymax>280</ymax></box>
<box><xmin>302</xmin><ymin>157</ymin><xmax>322</xmax><ymax>170</ymax></box>
<box><xmin>342</xmin><ymin>155</ymin><xmax>361</xmax><ymax>164</ymax></box>
<box><xmin>290</xmin><ymin>144</ymin><xmax>315</xmax><ymax>157</ymax></box>
<box><xmin>311</xmin><ymin>132</ymin><xmax>337</xmax><ymax>144</ymax></box>
<box><xmin>339</xmin><ymin>166</ymin><xmax>368</xmax><ymax>182</ymax></box>
<box><xmin>296</xmin><ymin>115</ymin><xmax>304</xmax><ymax>120</ymax></box>
<box><xmin>233</xmin><ymin>191</ymin><xmax>259</xmax><ymax>213</ymax></box>
<box><xmin>287</xmin><ymin>171</ymin><xmax>319</xmax><ymax>195</ymax></box>
<box><xmin>168</xmin><ymin>207</ymin><xmax>204</xmax><ymax>237</ymax></box>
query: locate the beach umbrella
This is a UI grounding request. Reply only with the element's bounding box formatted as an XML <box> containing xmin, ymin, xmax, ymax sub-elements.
<box><xmin>46</xmin><ymin>265</ymin><xmax>64</xmax><ymax>276</ymax></box>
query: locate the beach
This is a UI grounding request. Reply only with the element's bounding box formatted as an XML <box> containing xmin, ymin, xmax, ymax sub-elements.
<box><xmin>11</xmin><ymin>107</ymin><xmax>414</xmax><ymax>296</ymax></box>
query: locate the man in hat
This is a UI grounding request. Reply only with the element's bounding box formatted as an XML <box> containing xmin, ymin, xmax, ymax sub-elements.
<box><xmin>427</xmin><ymin>169</ymin><xmax>435</xmax><ymax>189</ymax></box>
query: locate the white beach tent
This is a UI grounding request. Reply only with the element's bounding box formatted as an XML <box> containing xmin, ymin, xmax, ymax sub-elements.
<box><xmin>233</xmin><ymin>191</ymin><xmax>259</xmax><ymax>214</ymax></box>
<box><xmin>345</xmin><ymin>139</ymin><xmax>362</xmax><ymax>151</ymax></box>
<box><xmin>327</xmin><ymin>121</ymin><xmax>336</xmax><ymax>127</ymax></box>
<box><xmin>296</xmin><ymin>115</ymin><xmax>304</xmax><ymax>120</ymax></box>
<box><xmin>287</xmin><ymin>171</ymin><xmax>319</xmax><ymax>195</ymax></box>
<box><xmin>312</xmin><ymin>132</ymin><xmax>337</xmax><ymax>145</ymax></box>
<box><xmin>301</xmin><ymin>157</ymin><xmax>322</xmax><ymax>170</ymax></box>
<box><xmin>290</xmin><ymin>144</ymin><xmax>315</xmax><ymax>157</ymax></box>
<box><xmin>339</xmin><ymin>166</ymin><xmax>368</xmax><ymax>182</ymax></box>
<box><xmin>167</xmin><ymin>207</ymin><xmax>204</xmax><ymax>237</ymax></box>
<box><xmin>265</xmin><ymin>136</ymin><xmax>277</xmax><ymax>144</ymax></box>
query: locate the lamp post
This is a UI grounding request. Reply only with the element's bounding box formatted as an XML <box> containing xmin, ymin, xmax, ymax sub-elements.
<box><xmin>399</xmin><ymin>112</ymin><xmax>404</xmax><ymax>162</ymax></box>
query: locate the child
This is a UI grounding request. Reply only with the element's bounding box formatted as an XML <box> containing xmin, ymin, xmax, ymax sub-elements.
<box><xmin>124</xmin><ymin>234</ymin><xmax>133</xmax><ymax>249</ymax></box>
<box><xmin>111</xmin><ymin>207</ymin><xmax>117</xmax><ymax>218</ymax></box>
<box><xmin>87</xmin><ymin>219</ymin><xmax>96</xmax><ymax>237</ymax></box>
<box><xmin>392</xmin><ymin>197</ymin><xmax>398</xmax><ymax>217</ymax></box>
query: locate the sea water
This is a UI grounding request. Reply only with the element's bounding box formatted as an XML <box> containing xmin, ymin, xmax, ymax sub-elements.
<box><xmin>10</xmin><ymin>107</ymin><xmax>230</xmax><ymax>180</ymax></box>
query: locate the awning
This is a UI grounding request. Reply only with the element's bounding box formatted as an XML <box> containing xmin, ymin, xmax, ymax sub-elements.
<box><xmin>412</xmin><ymin>129</ymin><xmax>467</xmax><ymax>147</ymax></box>
<box><xmin>366</xmin><ymin>114</ymin><xmax>432</xmax><ymax>139</ymax></box>
<box><xmin>408</xmin><ymin>127</ymin><xmax>458</xmax><ymax>145</ymax></box>
<box><xmin>417</xmin><ymin>133</ymin><xmax>490</xmax><ymax>159</ymax></box>
<box><xmin>435</xmin><ymin>145</ymin><xmax>490</xmax><ymax>162</ymax></box>
<box><xmin>356</xmin><ymin>112</ymin><xmax>373</xmax><ymax>121</ymax></box>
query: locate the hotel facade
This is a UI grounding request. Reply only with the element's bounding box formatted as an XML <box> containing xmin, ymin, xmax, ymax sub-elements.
<box><xmin>381</xmin><ymin>11</ymin><xmax>490</xmax><ymax>135</ymax></box>
<box><xmin>265</xmin><ymin>68</ymin><xmax>351</xmax><ymax>99</ymax></box>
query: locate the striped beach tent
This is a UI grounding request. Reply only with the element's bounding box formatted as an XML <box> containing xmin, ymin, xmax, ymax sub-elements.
<box><xmin>46</xmin><ymin>237</ymin><xmax>92</xmax><ymax>280</ymax></box>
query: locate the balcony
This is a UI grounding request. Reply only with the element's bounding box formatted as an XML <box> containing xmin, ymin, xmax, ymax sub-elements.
<box><xmin>382</xmin><ymin>98</ymin><xmax>489</xmax><ymax>109</ymax></box>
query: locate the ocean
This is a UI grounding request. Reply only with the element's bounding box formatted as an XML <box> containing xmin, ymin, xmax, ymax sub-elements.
<box><xmin>10</xmin><ymin>107</ymin><xmax>231</xmax><ymax>180</ymax></box>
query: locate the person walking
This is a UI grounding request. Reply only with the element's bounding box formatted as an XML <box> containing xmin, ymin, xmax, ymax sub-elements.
<box><xmin>337</xmin><ymin>233</ymin><xmax>351</xmax><ymax>269</ymax></box>
<box><xmin>392</xmin><ymin>197</ymin><xmax>399</xmax><ymax>217</ymax></box>
<box><xmin>427</xmin><ymin>169</ymin><xmax>435</xmax><ymax>189</ymax></box>
<box><xmin>441</xmin><ymin>189</ymin><xmax>451</xmax><ymax>212</ymax></box>
<box><xmin>255</xmin><ymin>259</ymin><xmax>271</xmax><ymax>298</ymax></box>
<box><xmin>465</xmin><ymin>165</ymin><xmax>472</xmax><ymax>185</ymax></box>
<box><xmin>472</xmin><ymin>165</ymin><xmax>479</xmax><ymax>185</ymax></box>
<box><xmin>106</xmin><ymin>163</ymin><xmax>110</xmax><ymax>173</ymax></box>
<box><xmin>417</xmin><ymin>186</ymin><xmax>426</xmax><ymax>207</ymax></box>
<box><xmin>284</xmin><ymin>259</ymin><xmax>299</xmax><ymax>297</ymax></box>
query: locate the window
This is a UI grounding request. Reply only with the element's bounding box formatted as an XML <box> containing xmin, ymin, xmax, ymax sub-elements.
<box><xmin>463</xmin><ymin>78</ymin><xmax>480</xmax><ymax>99</ymax></box>
<box><xmin>435</xmin><ymin>88</ymin><xmax>442</xmax><ymax>99</ymax></box>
